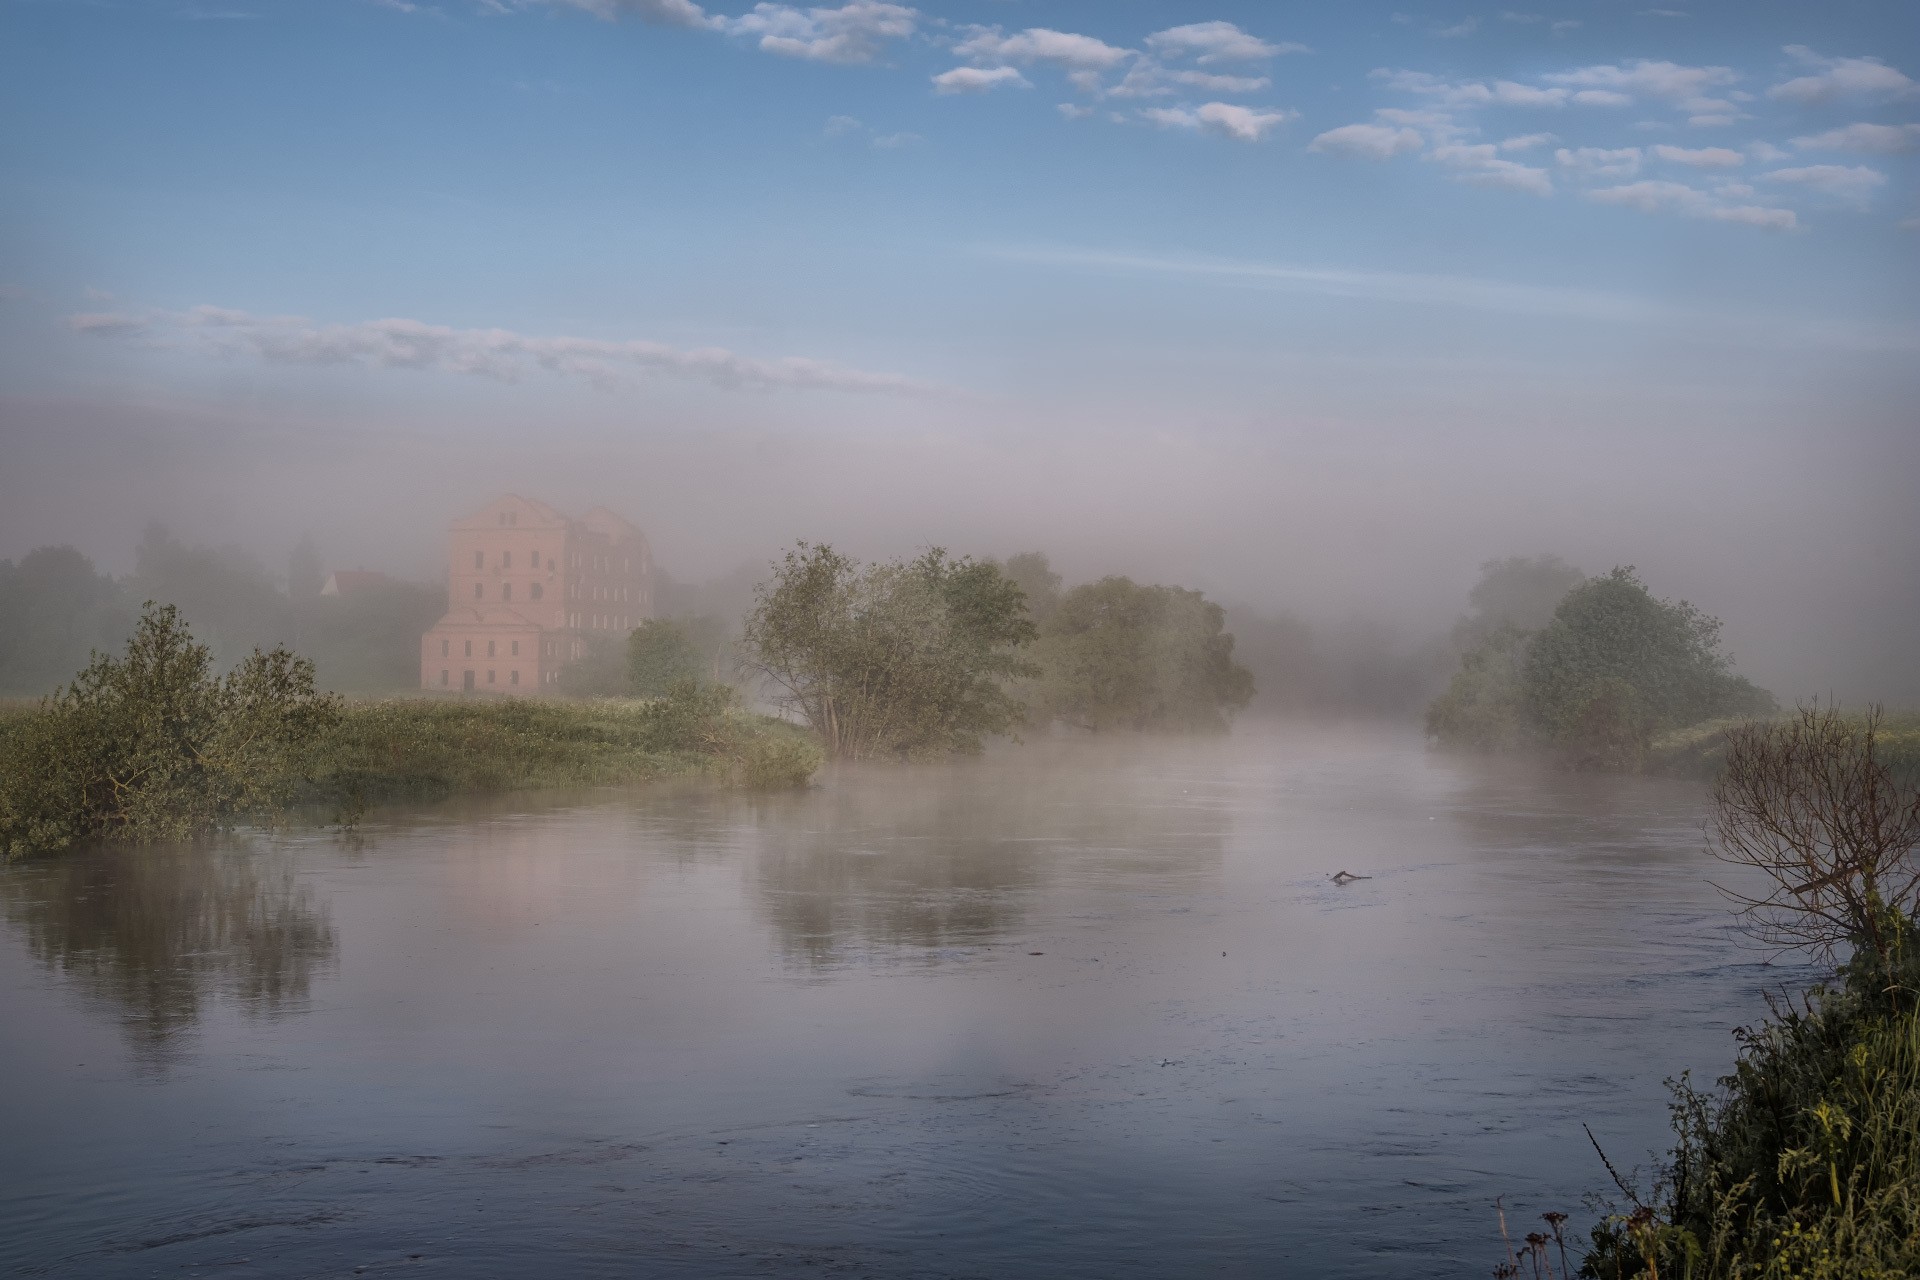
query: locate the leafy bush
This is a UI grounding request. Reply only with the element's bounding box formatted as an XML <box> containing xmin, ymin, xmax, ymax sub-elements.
<box><xmin>1429</xmin><ymin>566</ymin><xmax>1773</xmax><ymax>770</ymax></box>
<box><xmin>743</xmin><ymin>543</ymin><xmax>1035</xmax><ymax>760</ymax></box>
<box><xmin>627</xmin><ymin>618</ymin><xmax>706</xmax><ymax>697</ymax></box>
<box><xmin>0</xmin><ymin>603</ymin><xmax>339</xmax><ymax>859</ymax></box>
<box><xmin>1028</xmin><ymin>576</ymin><xmax>1255</xmax><ymax>733</ymax></box>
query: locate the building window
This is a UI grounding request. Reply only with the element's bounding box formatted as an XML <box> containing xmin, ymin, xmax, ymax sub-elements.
<box><xmin>511</xmin><ymin>640</ymin><xmax>519</xmax><ymax>656</ymax></box>
<box><xmin>487</xmin><ymin>640</ymin><xmax>496</xmax><ymax>658</ymax></box>
<box><xmin>530</xmin><ymin>551</ymin><xmax>539</xmax><ymax>570</ymax></box>
<box><xmin>531</xmin><ymin>582</ymin><xmax>542</xmax><ymax>600</ymax></box>
<box><xmin>464</xmin><ymin>640</ymin><xmax>473</xmax><ymax>658</ymax></box>
<box><xmin>510</xmin><ymin>669</ymin><xmax>519</xmax><ymax>686</ymax></box>
<box><xmin>488</xmin><ymin>670</ymin><xmax>496</xmax><ymax>684</ymax></box>
<box><xmin>502</xmin><ymin>583</ymin><xmax>512</xmax><ymax>601</ymax></box>
<box><xmin>473</xmin><ymin>582</ymin><xmax>483</xmax><ymax>599</ymax></box>
<box><xmin>440</xmin><ymin>669</ymin><xmax>448</xmax><ymax>686</ymax></box>
<box><xmin>475</xmin><ymin>550</ymin><xmax>484</xmax><ymax>569</ymax></box>
<box><xmin>441</xmin><ymin>639</ymin><xmax>449</xmax><ymax>657</ymax></box>
<box><xmin>503</xmin><ymin>551</ymin><xmax>511</xmax><ymax>569</ymax></box>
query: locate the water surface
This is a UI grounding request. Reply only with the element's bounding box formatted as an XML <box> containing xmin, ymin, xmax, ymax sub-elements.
<box><xmin>0</xmin><ymin>724</ymin><xmax>1809</xmax><ymax>1277</ymax></box>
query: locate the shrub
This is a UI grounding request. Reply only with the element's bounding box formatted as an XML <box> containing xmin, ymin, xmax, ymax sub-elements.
<box><xmin>0</xmin><ymin>603</ymin><xmax>339</xmax><ymax>859</ymax></box>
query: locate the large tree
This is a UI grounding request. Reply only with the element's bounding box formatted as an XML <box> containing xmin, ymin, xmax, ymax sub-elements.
<box><xmin>1030</xmin><ymin>577</ymin><xmax>1254</xmax><ymax>733</ymax></box>
<box><xmin>742</xmin><ymin>543</ymin><xmax>1036</xmax><ymax>760</ymax></box>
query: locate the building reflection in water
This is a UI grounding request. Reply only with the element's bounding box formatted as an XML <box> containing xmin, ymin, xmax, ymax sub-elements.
<box><xmin>0</xmin><ymin>840</ymin><xmax>336</xmax><ymax>1067</ymax></box>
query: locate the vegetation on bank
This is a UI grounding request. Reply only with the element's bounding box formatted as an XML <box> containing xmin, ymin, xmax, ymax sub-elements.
<box><xmin>1504</xmin><ymin>707</ymin><xmax>1920</xmax><ymax>1279</ymax></box>
<box><xmin>1429</xmin><ymin>564</ymin><xmax>1773</xmax><ymax>771</ymax></box>
<box><xmin>0</xmin><ymin>605</ymin><xmax>820</xmax><ymax>861</ymax></box>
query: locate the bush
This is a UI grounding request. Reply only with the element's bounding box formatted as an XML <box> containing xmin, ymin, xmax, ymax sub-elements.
<box><xmin>0</xmin><ymin>603</ymin><xmax>339</xmax><ymax>859</ymax></box>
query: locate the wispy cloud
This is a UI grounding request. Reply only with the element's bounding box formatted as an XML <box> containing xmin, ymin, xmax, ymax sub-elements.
<box><xmin>1140</xmin><ymin>102</ymin><xmax>1295</xmax><ymax>142</ymax></box>
<box><xmin>1143</xmin><ymin>21</ymin><xmax>1304</xmax><ymax>63</ymax></box>
<box><xmin>1762</xmin><ymin>164</ymin><xmax>1889</xmax><ymax>208</ymax></box>
<box><xmin>1790</xmin><ymin>123</ymin><xmax>1920</xmax><ymax>154</ymax></box>
<box><xmin>1768</xmin><ymin>47</ymin><xmax>1916</xmax><ymax>104</ymax></box>
<box><xmin>1309</xmin><ymin>123</ymin><xmax>1424</xmax><ymax>159</ymax></box>
<box><xmin>932</xmin><ymin>66</ymin><xmax>1029</xmax><ymax>94</ymax></box>
<box><xmin>711</xmin><ymin>1</ymin><xmax>918</xmax><ymax>64</ymax></box>
<box><xmin>1585</xmin><ymin>180</ymin><xmax>1797</xmax><ymax>229</ymax></box>
<box><xmin>68</xmin><ymin>306</ymin><xmax>946</xmax><ymax>397</ymax></box>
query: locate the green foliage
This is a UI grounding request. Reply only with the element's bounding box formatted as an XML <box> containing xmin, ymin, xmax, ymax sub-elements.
<box><xmin>0</xmin><ymin>546</ymin><xmax>134</xmax><ymax>696</ymax></box>
<box><xmin>1430</xmin><ymin>566</ymin><xmax>1773</xmax><ymax>769</ymax></box>
<box><xmin>627</xmin><ymin>618</ymin><xmax>705</xmax><ymax>697</ymax></box>
<box><xmin>742</xmin><ymin>542</ymin><xmax>1037</xmax><ymax>760</ymax></box>
<box><xmin>1028</xmin><ymin>576</ymin><xmax>1254</xmax><ymax>733</ymax></box>
<box><xmin>556</xmin><ymin>630</ymin><xmax>630</xmax><ymax>696</ymax></box>
<box><xmin>306</xmin><ymin>683</ymin><xmax>819</xmax><ymax>809</ymax></box>
<box><xmin>1454</xmin><ymin>554</ymin><xmax>1586</xmax><ymax>651</ymax></box>
<box><xmin>1424</xmin><ymin>623</ymin><xmax>1533</xmax><ymax>752</ymax></box>
<box><xmin>1580</xmin><ymin>918</ymin><xmax>1920</xmax><ymax>1280</ymax></box>
<box><xmin>0</xmin><ymin>603</ymin><xmax>340</xmax><ymax>859</ymax></box>
<box><xmin>1527</xmin><ymin>568</ymin><xmax>1773</xmax><ymax>751</ymax></box>
<box><xmin>1001</xmin><ymin>551</ymin><xmax>1063</xmax><ymax>625</ymax></box>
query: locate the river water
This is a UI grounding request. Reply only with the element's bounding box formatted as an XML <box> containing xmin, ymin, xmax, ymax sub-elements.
<box><xmin>0</xmin><ymin>723</ymin><xmax>1812</xmax><ymax>1278</ymax></box>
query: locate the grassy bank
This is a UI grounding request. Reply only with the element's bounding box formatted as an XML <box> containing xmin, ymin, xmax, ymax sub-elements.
<box><xmin>0</xmin><ymin>606</ymin><xmax>821</xmax><ymax>860</ymax></box>
<box><xmin>1646</xmin><ymin>711</ymin><xmax>1920</xmax><ymax>781</ymax></box>
<box><xmin>304</xmin><ymin>692</ymin><xmax>822</xmax><ymax>816</ymax></box>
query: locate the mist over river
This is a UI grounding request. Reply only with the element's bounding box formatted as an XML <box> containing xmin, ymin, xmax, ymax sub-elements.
<box><xmin>0</xmin><ymin>723</ymin><xmax>1812</xmax><ymax>1279</ymax></box>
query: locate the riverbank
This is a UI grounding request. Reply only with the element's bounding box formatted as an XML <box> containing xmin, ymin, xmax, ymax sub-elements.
<box><xmin>304</xmin><ymin>693</ymin><xmax>822</xmax><ymax>816</ymax></box>
<box><xmin>1645</xmin><ymin>709</ymin><xmax>1920</xmax><ymax>780</ymax></box>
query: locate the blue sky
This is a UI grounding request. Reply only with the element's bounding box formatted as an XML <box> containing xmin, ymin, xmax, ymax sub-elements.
<box><xmin>1</xmin><ymin>0</ymin><xmax>1916</xmax><ymax>696</ymax></box>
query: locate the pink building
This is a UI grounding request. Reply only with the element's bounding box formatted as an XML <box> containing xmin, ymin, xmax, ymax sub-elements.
<box><xmin>419</xmin><ymin>495</ymin><xmax>655</xmax><ymax>692</ymax></box>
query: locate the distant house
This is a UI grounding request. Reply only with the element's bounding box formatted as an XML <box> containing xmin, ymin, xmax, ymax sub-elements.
<box><xmin>418</xmin><ymin>495</ymin><xmax>655</xmax><ymax>693</ymax></box>
<box><xmin>319</xmin><ymin>569</ymin><xmax>399</xmax><ymax>598</ymax></box>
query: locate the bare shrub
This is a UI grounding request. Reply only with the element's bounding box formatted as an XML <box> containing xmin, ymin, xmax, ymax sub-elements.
<box><xmin>1711</xmin><ymin>705</ymin><xmax>1920</xmax><ymax>978</ymax></box>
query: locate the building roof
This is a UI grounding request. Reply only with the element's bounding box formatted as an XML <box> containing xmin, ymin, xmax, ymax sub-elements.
<box><xmin>319</xmin><ymin>569</ymin><xmax>398</xmax><ymax>597</ymax></box>
<box><xmin>576</xmin><ymin>505</ymin><xmax>647</xmax><ymax>546</ymax></box>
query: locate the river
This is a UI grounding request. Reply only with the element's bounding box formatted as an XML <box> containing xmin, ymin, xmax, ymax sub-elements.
<box><xmin>0</xmin><ymin>722</ymin><xmax>1810</xmax><ymax>1278</ymax></box>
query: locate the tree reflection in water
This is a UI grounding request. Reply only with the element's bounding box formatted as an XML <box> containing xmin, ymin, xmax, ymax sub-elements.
<box><xmin>0</xmin><ymin>841</ymin><xmax>335</xmax><ymax>1067</ymax></box>
<box><xmin>751</xmin><ymin>741</ymin><xmax>1231</xmax><ymax>970</ymax></box>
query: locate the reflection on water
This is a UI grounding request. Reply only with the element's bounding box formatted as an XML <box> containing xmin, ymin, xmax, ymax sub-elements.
<box><xmin>755</xmin><ymin>743</ymin><xmax>1228</xmax><ymax>967</ymax></box>
<box><xmin>0</xmin><ymin>724</ymin><xmax>1821</xmax><ymax>1279</ymax></box>
<box><xmin>0</xmin><ymin>841</ymin><xmax>335</xmax><ymax>1065</ymax></box>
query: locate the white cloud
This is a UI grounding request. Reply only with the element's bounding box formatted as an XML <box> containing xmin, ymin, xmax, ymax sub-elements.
<box><xmin>70</xmin><ymin>305</ymin><xmax>944</xmax><ymax>396</ymax></box>
<box><xmin>1372</xmin><ymin>69</ymin><xmax>1572</xmax><ymax>108</ymax></box>
<box><xmin>1057</xmin><ymin>102</ymin><xmax>1094</xmax><ymax>120</ymax></box>
<box><xmin>1142</xmin><ymin>102</ymin><xmax>1296</xmax><ymax>142</ymax></box>
<box><xmin>1586</xmin><ymin>180</ymin><xmax>1797</xmax><ymax>229</ymax></box>
<box><xmin>1499</xmin><ymin>132</ymin><xmax>1557</xmax><ymax>151</ymax></box>
<box><xmin>1762</xmin><ymin>164</ymin><xmax>1889</xmax><ymax>208</ymax></box>
<box><xmin>932</xmin><ymin>66</ymin><xmax>1029</xmax><ymax>94</ymax></box>
<box><xmin>1572</xmin><ymin>89</ymin><xmax>1633</xmax><ymax>107</ymax></box>
<box><xmin>712</xmin><ymin>2</ymin><xmax>917</xmax><ymax>65</ymax></box>
<box><xmin>1791</xmin><ymin>122</ymin><xmax>1920</xmax><ymax>154</ymax></box>
<box><xmin>1143</xmin><ymin>21</ymin><xmax>1304</xmax><ymax>64</ymax></box>
<box><xmin>539</xmin><ymin>0</ymin><xmax>710</xmax><ymax>28</ymax></box>
<box><xmin>1651</xmin><ymin>144</ymin><xmax>1744</xmax><ymax>167</ymax></box>
<box><xmin>1429</xmin><ymin>144</ymin><xmax>1554</xmax><ymax>195</ymax></box>
<box><xmin>1106</xmin><ymin>60</ymin><xmax>1269</xmax><ymax>99</ymax></box>
<box><xmin>1768</xmin><ymin>47</ymin><xmax>1916</xmax><ymax>104</ymax></box>
<box><xmin>953</xmin><ymin>26</ymin><xmax>1133</xmax><ymax>72</ymax></box>
<box><xmin>1555</xmin><ymin>146</ymin><xmax>1642</xmax><ymax>178</ymax></box>
<box><xmin>1308</xmin><ymin>123</ymin><xmax>1424</xmax><ymax>159</ymax></box>
<box><xmin>1639</xmin><ymin>8</ymin><xmax>1688</xmax><ymax>16</ymax></box>
<box><xmin>1747</xmin><ymin>141</ymin><xmax>1790</xmax><ymax>162</ymax></box>
<box><xmin>1432</xmin><ymin>17</ymin><xmax>1479</xmax><ymax>39</ymax></box>
<box><xmin>1544</xmin><ymin>59</ymin><xmax>1738</xmax><ymax>103</ymax></box>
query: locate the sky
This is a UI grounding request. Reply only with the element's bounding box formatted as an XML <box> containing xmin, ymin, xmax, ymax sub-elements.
<box><xmin>1</xmin><ymin>0</ymin><xmax>1916</xmax><ymax>700</ymax></box>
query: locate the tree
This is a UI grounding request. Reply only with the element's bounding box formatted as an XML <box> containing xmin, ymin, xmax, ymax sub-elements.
<box><xmin>627</xmin><ymin>618</ymin><xmax>704</xmax><ymax>697</ymax></box>
<box><xmin>1001</xmin><ymin>552</ymin><xmax>1063</xmax><ymax>625</ymax></box>
<box><xmin>1452</xmin><ymin>554</ymin><xmax>1584</xmax><ymax>651</ymax></box>
<box><xmin>1712</xmin><ymin>705</ymin><xmax>1920</xmax><ymax>979</ymax></box>
<box><xmin>0</xmin><ymin>545</ymin><xmax>132</xmax><ymax>696</ymax></box>
<box><xmin>1423</xmin><ymin>623</ymin><xmax>1532</xmax><ymax>752</ymax></box>
<box><xmin>741</xmin><ymin>543</ymin><xmax>1036</xmax><ymax>760</ymax></box>
<box><xmin>0</xmin><ymin>603</ymin><xmax>340</xmax><ymax>859</ymax></box>
<box><xmin>1030</xmin><ymin>577</ymin><xmax>1254</xmax><ymax>733</ymax></box>
<box><xmin>1524</xmin><ymin>567</ymin><xmax>1772</xmax><ymax>766</ymax></box>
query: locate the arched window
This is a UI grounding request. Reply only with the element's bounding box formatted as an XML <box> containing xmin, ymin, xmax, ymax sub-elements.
<box><xmin>464</xmin><ymin>640</ymin><xmax>472</xmax><ymax>657</ymax></box>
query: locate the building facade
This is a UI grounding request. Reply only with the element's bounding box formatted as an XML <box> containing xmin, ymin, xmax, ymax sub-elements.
<box><xmin>419</xmin><ymin>495</ymin><xmax>655</xmax><ymax>692</ymax></box>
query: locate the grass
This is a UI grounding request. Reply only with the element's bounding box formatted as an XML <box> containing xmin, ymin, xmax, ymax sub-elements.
<box><xmin>1647</xmin><ymin>711</ymin><xmax>1920</xmax><ymax>781</ymax></box>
